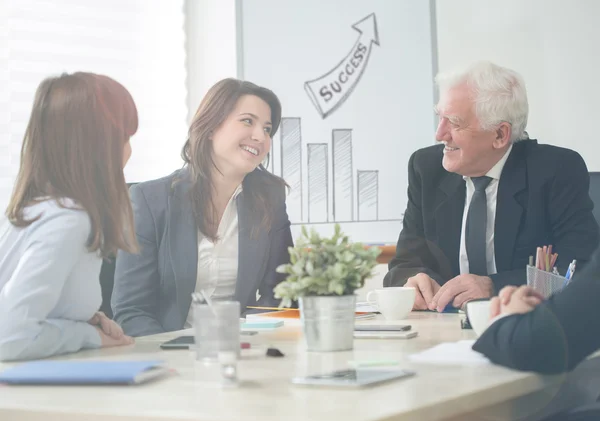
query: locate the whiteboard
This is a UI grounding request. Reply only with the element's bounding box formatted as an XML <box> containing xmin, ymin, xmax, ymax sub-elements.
<box><xmin>238</xmin><ymin>0</ymin><xmax>437</xmax><ymax>243</ymax></box>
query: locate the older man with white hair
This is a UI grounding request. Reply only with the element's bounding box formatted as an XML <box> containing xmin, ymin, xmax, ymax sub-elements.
<box><xmin>384</xmin><ymin>61</ymin><xmax>599</xmax><ymax>312</ymax></box>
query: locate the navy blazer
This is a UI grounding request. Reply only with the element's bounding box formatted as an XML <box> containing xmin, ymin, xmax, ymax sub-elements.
<box><xmin>384</xmin><ymin>139</ymin><xmax>600</xmax><ymax>291</ymax></box>
<box><xmin>473</xmin><ymin>246</ymin><xmax>600</xmax><ymax>374</ymax></box>
<box><xmin>112</xmin><ymin>168</ymin><xmax>293</xmax><ymax>337</ymax></box>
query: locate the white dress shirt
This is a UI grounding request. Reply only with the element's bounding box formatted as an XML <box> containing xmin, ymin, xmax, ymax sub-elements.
<box><xmin>184</xmin><ymin>185</ymin><xmax>243</xmax><ymax>328</ymax></box>
<box><xmin>459</xmin><ymin>144</ymin><xmax>513</xmax><ymax>276</ymax></box>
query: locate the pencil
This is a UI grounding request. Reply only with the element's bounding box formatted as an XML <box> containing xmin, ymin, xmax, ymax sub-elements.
<box><xmin>247</xmin><ymin>306</ymin><xmax>295</xmax><ymax>311</ymax></box>
<box><xmin>550</xmin><ymin>253</ymin><xmax>558</xmax><ymax>269</ymax></box>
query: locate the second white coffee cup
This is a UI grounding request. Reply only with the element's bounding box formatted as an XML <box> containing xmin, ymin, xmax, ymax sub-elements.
<box><xmin>366</xmin><ymin>287</ymin><xmax>416</xmax><ymax>320</ymax></box>
<box><xmin>464</xmin><ymin>299</ymin><xmax>492</xmax><ymax>337</ymax></box>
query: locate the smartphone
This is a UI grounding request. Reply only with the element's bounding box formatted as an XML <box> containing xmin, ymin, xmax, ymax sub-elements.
<box><xmin>354</xmin><ymin>331</ymin><xmax>418</xmax><ymax>339</ymax></box>
<box><xmin>291</xmin><ymin>369</ymin><xmax>415</xmax><ymax>388</ymax></box>
<box><xmin>160</xmin><ymin>335</ymin><xmax>257</xmax><ymax>350</ymax></box>
<box><xmin>160</xmin><ymin>335</ymin><xmax>194</xmax><ymax>349</ymax></box>
<box><xmin>354</xmin><ymin>324</ymin><xmax>411</xmax><ymax>332</ymax></box>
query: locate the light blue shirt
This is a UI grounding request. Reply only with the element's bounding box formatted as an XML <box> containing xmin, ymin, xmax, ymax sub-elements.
<box><xmin>0</xmin><ymin>199</ymin><xmax>102</xmax><ymax>361</ymax></box>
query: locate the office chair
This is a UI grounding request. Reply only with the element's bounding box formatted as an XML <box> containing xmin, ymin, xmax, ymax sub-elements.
<box><xmin>588</xmin><ymin>172</ymin><xmax>600</xmax><ymax>227</ymax></box>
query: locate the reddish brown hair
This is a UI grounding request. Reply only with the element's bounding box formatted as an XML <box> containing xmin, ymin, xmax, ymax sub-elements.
<box><xmin>181</xmin><ymin>78</ymin><xmax>287</xmax><ymax>241</ymax></box>
<box><xmin>6</xmin><ymin>72</ymin><xmax>139</xmax><ymax>257</ymax></box>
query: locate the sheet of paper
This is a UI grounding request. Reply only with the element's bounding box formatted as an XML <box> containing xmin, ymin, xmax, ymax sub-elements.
<box><xmin>408</xmin><ymin>340</ymin><xmax>490</xmax><ymax>366</ymax></box>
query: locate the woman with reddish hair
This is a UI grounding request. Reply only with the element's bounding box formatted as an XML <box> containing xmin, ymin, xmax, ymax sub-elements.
<box><xmin>0</xmin><ymin>72</ymin><xmax>139</xmax><ymax>361</ymax></box>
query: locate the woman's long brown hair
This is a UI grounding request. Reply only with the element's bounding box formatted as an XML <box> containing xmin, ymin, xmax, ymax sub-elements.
<box><xmin>181</xmin><ymin>78</ymin><xmax>287</xmax><ymax>241</ymax></box>
<box><xmin>6</xmin><ymin>72</ymin><xmax>139</xmax><ymax>258</ymax></box>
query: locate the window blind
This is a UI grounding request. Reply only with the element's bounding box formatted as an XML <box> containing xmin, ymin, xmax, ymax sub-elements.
<box><xmin>1</xmin><ymin>0</ymin><xmax>188</xmax><ymax>211</ymax></box>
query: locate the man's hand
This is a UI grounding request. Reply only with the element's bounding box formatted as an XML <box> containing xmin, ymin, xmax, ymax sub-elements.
<box><xmin>429</xmin><ymin>274</ymin><xmax>494</xmax><ymax>312</ymax></box>
<box><xmin>405</xmin><ymin>273</ymin><xmax>441</xmax><ymax>310</ymax></box>
<box><xmin>489</xmin><ymin>285</ymin><xmax>544</xmax><ymax>319</ymax></box>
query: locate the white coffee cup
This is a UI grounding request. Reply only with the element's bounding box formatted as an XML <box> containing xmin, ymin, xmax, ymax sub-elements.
<box><xmin>366</xmin><ymin>287</ymin><xmax>416</xmax><ymax>320</ymax></box>
<box><xmin>465</xmin><ymin>299</ymin><xmax>492</xmax><ymax>337</ymax></box>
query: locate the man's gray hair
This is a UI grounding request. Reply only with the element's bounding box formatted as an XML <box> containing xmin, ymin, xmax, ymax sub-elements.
<box><xmin>435</xmin><ymin>61</ymin><xmax>529</xmax><ymax>142</ymax></box>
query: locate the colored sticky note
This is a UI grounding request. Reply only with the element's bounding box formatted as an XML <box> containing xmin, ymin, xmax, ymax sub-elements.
<box><xmin>241</xmin><ymin>320</ymin><xmax>284</xmax><ymax>329</ymax></box>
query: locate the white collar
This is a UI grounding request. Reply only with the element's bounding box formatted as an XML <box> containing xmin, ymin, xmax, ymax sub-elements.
<box><xmin>464</xmin><ymin>143</ymin><xmax>513</xmax><ymax>181</ymax></box>
<box><xmin>233</xmin><ymin>183</ymin><xmax>243</xmax><ymax>197</ymax></box>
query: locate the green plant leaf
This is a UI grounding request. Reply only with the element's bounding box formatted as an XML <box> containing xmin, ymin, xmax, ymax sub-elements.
<box><xmin>272</xmin><ymin>224</ymin><xmax>381</xmax><ymax>301</ymax></box>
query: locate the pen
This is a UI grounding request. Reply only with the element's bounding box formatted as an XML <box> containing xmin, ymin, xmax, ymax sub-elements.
<box><xmin>566</xmin><ymin>260</ymin><xmax>577</xmax><ymax>282</ymax></box>
<box><xmin>562</xmin><ymin>260</ymin><xmax>576</xmax><ymax>288</ymax></box>
<box><xmin>565</xmin><ymin>261</ymin><xmax>573</xmax><ymax>280</ymax></box>
<box><xmin>348</xmin><ymin>360</ymin><xmax>400</xmax><ymax>368</ymax></box>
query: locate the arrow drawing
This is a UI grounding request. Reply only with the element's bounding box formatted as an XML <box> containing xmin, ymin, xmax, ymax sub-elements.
<box><xmin>304</xmin><ymin>13</ymin><xmax>380</xmax><ymax>119</ymax></box>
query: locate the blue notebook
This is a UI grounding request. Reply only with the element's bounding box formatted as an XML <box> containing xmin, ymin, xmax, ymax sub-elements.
<box><xmin>0</xmin><ymin>360</ymin><xmax>169</xmax><ymax>385</ymax></box>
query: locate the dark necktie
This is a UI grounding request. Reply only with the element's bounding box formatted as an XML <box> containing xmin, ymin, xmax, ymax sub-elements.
<box><xmin>466</xmin><ymin>176</ymin><xmax>492</xmax><ymax>276</ymax></box>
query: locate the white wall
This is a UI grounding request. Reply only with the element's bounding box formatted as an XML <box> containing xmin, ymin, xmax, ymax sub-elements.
<box><xmin>436</xmin><ymin>0</ymin><xmax>600</xmax><ymax>170</ymax></box>
<box><xmin>185</xmin><ymin>0</ymin><xmax>238</xmax><ymax>122</ymax></box>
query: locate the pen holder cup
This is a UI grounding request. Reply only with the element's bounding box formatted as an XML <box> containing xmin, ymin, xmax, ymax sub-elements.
<box><xmin>526</xmin><ymin>266</ymin><xmax>566</xmax><ymax>299</ymax></box>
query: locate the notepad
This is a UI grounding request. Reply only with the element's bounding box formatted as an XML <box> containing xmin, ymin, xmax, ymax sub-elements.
<box><xmin>246</xmin><ymin>307</ymin><xmax>377</xmax><ymax>320</ymax></box>
<box><xmin>0</xmin><ymin>360</ymin><xmax>170</xmax><ymax>385</ymax></box>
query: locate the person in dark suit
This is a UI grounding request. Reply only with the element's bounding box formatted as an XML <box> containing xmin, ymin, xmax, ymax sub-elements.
<box><xmin>472</xmin><ymin>244</ymin><xmax>600</xmax><ymax>374</ymax></box>
<box><xmin>112</xmin><ymin>79</ymin><xmax>293</xmax><ymax>337</ymax></box>
<box><xmin>384</xmin><ymin>61</ymin><xmax>599</xmax><ymax>312</ymax></box>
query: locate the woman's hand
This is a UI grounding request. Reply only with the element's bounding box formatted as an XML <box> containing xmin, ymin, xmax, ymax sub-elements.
<box><xmin>95</xmin><ymin>327</ymin><xmax>135</xmax><ymax>348</ymax></box>
<box><xmin>88</xmin><ymin>311</ymin><xmax>133</xmax><ymax>343</ymax></box>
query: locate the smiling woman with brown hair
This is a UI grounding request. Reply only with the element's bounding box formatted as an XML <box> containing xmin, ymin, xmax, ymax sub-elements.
<box><xmin>112</xmin><ymin>78</ymin><xmax>293</xmax><ymax>337</ymax></box>
<box><xmin>0</xmin><ymin>72</ymin><xmax>139</xmax><ymax>361</ymax></box>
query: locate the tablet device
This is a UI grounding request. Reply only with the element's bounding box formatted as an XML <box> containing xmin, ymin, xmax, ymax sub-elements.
<box><xmin>354</xmin><ymin>324</ymin><xmax>411</xmax><ymax>332</ymax></box>
<box><xmin>291</xmin><ymin>368</ymin><xmax>415</xmax><ymax>388</ymax></box>
<box><xmin>354</xmin><ymin>331</ymin><xmax>418</xmax><ymax>339</ymax></box>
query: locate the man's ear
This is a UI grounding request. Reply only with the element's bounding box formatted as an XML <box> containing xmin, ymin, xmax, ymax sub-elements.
<box><xmin>493</xmin><ymin>122</ymin><xmax>512</xmax><ymax>149</ymax></box>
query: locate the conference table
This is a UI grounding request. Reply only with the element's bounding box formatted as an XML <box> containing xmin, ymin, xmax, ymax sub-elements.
<box><xmin>0</xmin><ymin>312</ymin><xmax>592</xmax><ymax>421</ymax></box>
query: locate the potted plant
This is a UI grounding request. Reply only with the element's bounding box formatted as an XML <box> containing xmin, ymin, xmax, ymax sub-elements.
<box><xmin>274</xmin><ymin>224</ymin><xmax>381</xmax><ymax>352</ymax></box>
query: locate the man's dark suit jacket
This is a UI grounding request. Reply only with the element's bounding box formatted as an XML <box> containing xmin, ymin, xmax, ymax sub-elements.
<box><xmin>473</xmin><ymin>246</ymin><xmax>600</xmax><ymax>374</ymax></box>
<box><xmin>111</xmin><ymin>168</ymin><xmax>293</xmax><ymax>337</ymax></box>
<box><xmin>384</xmin><ymin>139</ymin><xmax>600</xmax><ymax>291</ymax></box>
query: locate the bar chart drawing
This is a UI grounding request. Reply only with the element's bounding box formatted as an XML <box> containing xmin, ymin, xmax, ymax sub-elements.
<box><xmin>332</xmin><ymin>129</ymin><xmax>353</xmax><ymax>221</ymax></box>
<box><xmin>279</xmin><ymin>118</ymin><xmax>303</xmax><ymax>223</ymax></box>
<box><xmin>357</xmin><ymin>170</ymin><xmax>378</xmax><ymax>221</ymax></box>
<box><xmin>307</xmin><ymin>143</ymin><xmax>328</xmax><ymax>223</ymax></box>
<box><xmin>276</xmin><ymin>116</ymin><xmax>400</xmax><ymax>225</ymax></box>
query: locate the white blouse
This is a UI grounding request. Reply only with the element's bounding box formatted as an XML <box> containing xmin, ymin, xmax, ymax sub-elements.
<box><xmin>0</xmin><ymin>199</ymin><xmax>102</xmax><ymax>361</ymax></box>
<box><xmin>184</xmin><ymin>185</ymin><xmax>243</xmax><ymax>327</ymax></box>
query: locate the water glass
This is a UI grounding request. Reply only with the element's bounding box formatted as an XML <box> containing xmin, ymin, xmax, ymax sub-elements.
<box><xmin>192</xmin><ymin>300</ymin><xmax>240</xmax><ymax>362</ymax></box>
